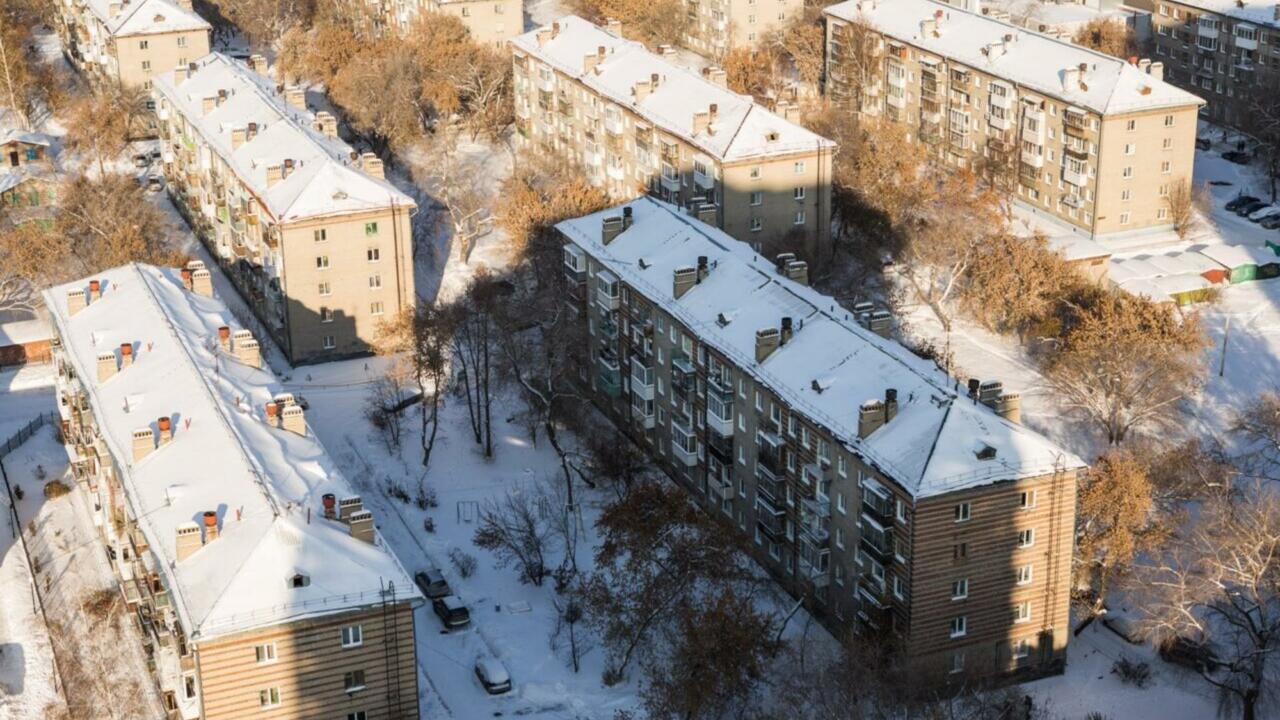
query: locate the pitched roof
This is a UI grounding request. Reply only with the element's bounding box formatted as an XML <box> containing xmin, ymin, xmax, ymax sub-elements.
<box><xmin>511</xmin><ymin>16</ymin><xmax>835</xmax><ymax>163</ymax></box>
<box><xmin>558</xmin><ymin>199</ymin><xmax>1085</xmax><ymax>498</ymax></box>
<box><xmin>824</xmin><ymin>0</ymin><xmax>1205</xmax><ymax>115</ymax></box>
<box><xmin>1172</xmin><ymin>0</ymin><xmax>1280</xmax><ymax>29</ymax></box>
<box><xmin>43</xmin><ymin>264</ymin><xmax>420</xmax><ymax>640</ymax></box>
<box><xmin>151</xmin><ymin>53</ymin><xmax>416</xmax><ymax>223</ymax></box>
<box><xmin>84</xmin><ymin>0</ymin><xmax>211</xmax><ymax>37</ymax></box>
<box><xmin>0</xmin><ymin>128</ymin><xmax>53</xmax><ymax>148</ymax></box>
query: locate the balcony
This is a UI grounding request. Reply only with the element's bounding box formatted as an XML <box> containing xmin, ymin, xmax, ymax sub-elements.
<box><xmin>631</xmin><ymin>357</ymin><xmax>654</xmax><ymax>399</ymax></box>
<box><xmin>1236</xmin><ymin>32</ymin><xmax>1258</xmax><ymax>51</ymax></box>
<box><xmin>706</xmin><ymin>380</ymin><xmax>733</xmax><ymax>437</ymax></box>
<box><xmin>672</xmin><ymin>423</ymin><xmax>698</xmax><ymax>467</ymax></box>
<box><xmin>862</xmin><ymin>484</ymin><xmax>894</xmax><ymax>526</ymax></box>
<box><xmin>693</xmin><ymin>169</ymin><xmax>715</xmax><ymax>189</ymax></box>
<box><xmin>709</xmin><ymin>473</ymin><xmax>734</xmax><ymax>500</ymax></box>
<box><xmin>1063</xmin><ymin>166</ymin><xmax>1087</xmax><ymax>188</ymax></box>
<box><xmin>598</xmin><ymin>350</ymin><xmax>622</xmax><ymax>397</ymax></box>
<box><xmin>757</xmin><ymin>499</ymin><xmax>786</xmax><ymax>541</ymax></box>
<box><xmin>757</xmin><ymin>432</ymin><xmax>784</xmax><ymax>478</ymax></box>
<box><xmin>1021</xmin><ymin>148</ymin><xmax>1045</xmax><ymax>168</ymax></box>
<box><xmin>707</xmin><ymin>431</ymin><xmax>732</xmax><ymax>463</ymax></box>
<box><xmin>989</xmin><ymin>113</ymin><xmax>1011</xmax><ymax>131</ymax></box>
<box><xmin>756</xmin><ymin>465</ymin><xmax>784</xmax><ymax>506</ymax></box>
<box><xmin>659</xmin><ymin>173</ymin><xmax>681</xmax><ymax>192</ymax></box>
<box><xmin>886</xmin><ymin>93</ymin><xmax>906</xmax><ymax>109</ymax></box>
<box><xmin>1064</xmin><ymin>110</ymin><xmax>1089</xmax><ymax>137</ymax></box>
<box><xmin>989</xmin><ymin>89</ymin><xmax>1015</xmax><ymax>109</ymax></box>
<box><xmin>671</xmin><ymin>353</ymin><xmax>695</xmax><ymax>397</ymax></box>
<box><xmin>631</xmin><ymin>402</ymin><xmax>656</xmax><ymax>429</ymax></box>
<box><xmin>860</xmin><ymin>513</ymin><xmax>894</xmax><ymax>561</ymax></box>
<box><xmin>596</xmin><ymin>278</ymin><xmax>620</xmax><ymax>311</ymax></box>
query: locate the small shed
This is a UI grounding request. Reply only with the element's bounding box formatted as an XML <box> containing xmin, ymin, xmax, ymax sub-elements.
<box><xmin>1152</xmin><ymin>273</ymin><xmax>1215</xmax><ymax>306</ymax></box>
<box><xmin>1117</xmin><ymin>278</ymin><xmax>1173</xmax><ymax>304</ymax></box>
<box><xmin>0</xmin><ymin>306</ymin><xmax>52</xmax><ymax>367</ymax></box>
<box><xmin>1142</xmin><ymin>250</ymin><xmax>1229</xmax><ymax>286</ymax></box>
<box><xmin>1195</xmin><ymin>244</ymin><xmax>1280</xmax><ymax>284</ymax></box>
<box><xmin>1049</xmin><ymin>235</ymin><xmax>1111</xmax><ymax>283</ymax></box>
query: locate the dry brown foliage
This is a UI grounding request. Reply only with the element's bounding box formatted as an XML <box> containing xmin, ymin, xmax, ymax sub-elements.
<box><xmin>566</xmin><ymin>0</ymin><xmax>689</xmax><ymax>48</ymax></box>
<box><xmin>497</xmin><ymin>159</ymin><xmax>611</xmax><ymax>270</ymax></box>
<box><xmin>960</xmin><ymin>232</ymin><xmax>1075</xmax><ymax>337</ymax></box>
<box><xmin>1072</xmin><ymin>18</ymin><xmax>1140</xmax><ymax>59</ymax></box>
<box><xmin>1075</xmin><ymin>449</ymin><xmax>1165</xmax><ymax>614</ymax></box>
<box><xmin>64</xmin><ymin>83</ymin><xmax>152</xmax><ymax>174</ymax></box>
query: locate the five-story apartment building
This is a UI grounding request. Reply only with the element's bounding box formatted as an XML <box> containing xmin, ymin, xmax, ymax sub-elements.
<box><xmin>559</xmin><ymin>198</ymin><xmax>1085</xmax><ymax>682</ymax></box>
<box><xmin>682</xmin><ymin>0</ymin><xmax>803</xmax><ymax>56</ymax></box>
<box><xmin>824</xmin><ymin>0</ymin><xmax>1204</xmax><ymax>239</ymax></box>
<box><xmin>152</xmin><ymin>53</ymin><xmax>417</xmax><ymax>365</ymax></box>
<box><xmin>54</xmin><ymin>0</ymin><xmax>211</xmax><ymax>89</ymax></box>
<box><xmin>45</xmin><ymin>263</ymin><xmax>421</xmax><ymax>720</ymax></box>
<box><xmin>1146</xmin><ymin>0</ymin><xmax>1280</xmax><ymax>128</ymax></box>
<box><xmin>512</xmin><ymin>17</ymin><xmax>837</xmax><ymax>263</ymax></box>
<box><xmin>377</xmin><ymin>0</ymin><xmax>524</xmax><ymax>46</ymax></box>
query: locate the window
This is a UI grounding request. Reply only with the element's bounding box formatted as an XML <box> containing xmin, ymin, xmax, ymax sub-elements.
<box><xmin>369</xmin><ymin>274</ymin><xmax>383</xmax><ymax>289</ymax></box>
<box><xmin>494</xmin><ymin>2</ymin><xmax>503</xmax><ymax>11</ymax></box>
<box><xmin>1164</xmin><ymin>114</ymin><xmax>1175</xmax><ymax>127</ymax></box>
<box><xmin>1122</xmin><ymin>166</ymin><xmax>1133</xmax><ymax>179</ymax></box>
<box><xmin>1163</xmin><ymin>137</ymin><xmax>1174</xmax><ymax>150</ymax></box>
<box><xmin>320</xmin><ymin>307</ymin><xmax>334</xmax><ymax>323</ymax></box>
<box><xmin>139</xmin><ymin>40</ymin><xmax>149</xmax><ymax>49</ymax></box>
<box><xmin>341</xmin><ymin>625</ymin><xmax>363</xmax><ymax>647</ymax></box>
<box><xmin>1019</xmin><ymin>490</ymin><xmax>1037</xmax><ymax>509</ymax></box>
<box><xmin>950</xmin><ymin>652</ymin><xmax>966</xmax><ymax>674</ymax></box>
<box><xmin>316</xmin><ymin>255</ymin><xmax>330</xmax><ymax>269</ymax></box>
<box><xmin>951</xmin><ymin>578</ymin><xmax>969</xmax><ymax>600</ymax></box>
<box><xmin>750</xmin><ymin>218</ymin><xmax>763</xmax><ymax>232</ymax></box>
<box><xmin>749</xmin><ymin>166</ymin><xmax>761</xmax><ymax>180</ymax></box>
<box><xmin>1161</xmin><ymin>160</ymin><xmax>1172</xmax><ymax>174</ymax></box>
<box><xmin>793</xmin><ymin>210</ymin><xmax>806</xmax><ymax>225</ymax></box>
<box><xmin>367</xmin><ymin>247</ymin><xmax>380</xmax><ymax>262</ymax></box>
<box><xmin>892</xmin><ymin>575</ymin><xmax>906</xmax><ymax>601</ymax></box>
<box><xmin>344</xmin><ymin>669</ymin><xmax>367</xmax><ymax>692</ymax></box>
<box><xmin>461</xmin><ymin>5</ymin><xmax>470</xmax><ymax>14</ymax></box>
<box><xmin>1157</xmin><ymin>208</ymin><xmax>1168</xmax><ymax>220</ymax></box>
<box><xmin>364</xmin><ymin>221</ymin><xmax>379</xmax><ymax>236</ymax></box>
<box><xmin>1017</xmin><ymin>564</ymin><xmax>1034</xmax><ymax>585</ymax></box>
<box><xmin>323</xmin><ymin>335</ymin><xmax>336</xmax><ymax>349</ymax></box>
<box><xmin>1018</xmin><ymin>528</ymin><xmax>1035</xmax><ymax>548</ymax></box>
<box><xmin>318</xmin><ymin>281</ymin><xmax>331</xmax><ymax>296</ymax></box>
<box><xmin>953</xmin><ymin>542</ymin><xmax>967</xmax><ymax>559</ymax></box>
<box><xmin>177</xmin><ymin>36</ymin><xmax>187</xmax><ymax>47</ymax></box>
<box><xmin>1013</xmin><ymin>602</ymin><xmax>1032</xmax><ymax>623</ymax></box>
<box><xmin>259</xmin><ymin>688</ymin><xmax>281</xmax><ymax>708</ymax></box>
<box><xmin>793</xmin><ymin>187</ymin><xmax>806</xmax><ymax>201</ymax></box>
<box><xmin>1121</xmin><ymin>189</ymin><xmax>1131</xmax><ymax>202</ymax></box>
<box><xmin>1126</xmin><ymin>119</ymin><xmax>1136</xmax><ymax>131</ymax></box>
<box><xmin>348</xmin><ymin>713</ymin><xmax>368</xmax><ymax>720</ymax></box>
<box><xmin>750</xmin><ymin>191</ymin><xmax>763</xmax><ymax>206</ymax></box>
<box><xmin>950</xmin><ymin>616</ymin><xmax>967</xmax><ymax>638</ymax></box>
<box><xmin>1124</xmin><ymin>143</ymin><xmax>1135</xmax><ymax>155</ymax></box>
<box><xmin>1012</xmin><ymin>638</ymin><xmax>1032</xmax><ymax>659</ymax></box>
<box><xmin>314</xmin><ymin>229</ymin><xmax>327</xmax><ymax>242</ymax></box>
<box><xmin>142</xmin><ymin>60</ymin><xmax>151</xmax><ymax>71</ymax></box>
<box><xmin>1119</xmin><ymin>212</ymin><xmax>1131</xmax><ymax>225</ymax></box>
<box><xmin>954</xmin><ymin>502</ymin><xmax>971</xmax><ymax>522</ymax></box>
<box><xmin>183</xmin><ymin>675</ymin><xmax>197</xmax><ymax>699</ymax></box>
<box><xmin>793</xmin><ymin>161</ymin><xmax>806</xmax><ymax>174</ymax></box>
<box><xmin>835</xmin><ymin>526</ymin><xmax>844</xmax><ymax>548</ymax></box>
<box><xmin>254</xmin><ymin>643</ymin><xmax>277</xmax><ymax>664</ymax></box>
<box><xmin>371</xmin><ymin>301</ymin><xmax>385</xmax><ymax>315</ymax></box>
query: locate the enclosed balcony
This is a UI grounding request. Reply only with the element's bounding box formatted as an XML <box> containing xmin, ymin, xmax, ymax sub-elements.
<box><xmin>706</xmin><ymin>379</ymin><xmax>733</xmax><ymax>437</ymax></box>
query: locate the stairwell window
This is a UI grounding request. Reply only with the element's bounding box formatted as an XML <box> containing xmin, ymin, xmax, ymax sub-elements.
<box><xmin>1019</xmin><ymin>490</ymin><xmax>1037</xmax><ymax>509</ymax></box>
<box><xmin>1018</xmin><ymin>528</ymin><xmax>1036</xmax><ymax>548</ymax></box>
<box><xmin>258</xmin><ymin>688</ymin><xmax>281</xmax><ymax>708</ymax></box>
<box><xmin>368</xmin><ymin>247</ymin><xmax>381</xmax><ymax>262</ymax></box>
<box><xmin>314</xmin><ymin>229</ymin><xmax>327</xmax><ymax>242</ymax></box>
<box><xmin>954</xmin><ymin>502</ymin><xmax>971</xmax><ymax>522</ymax></box>
<box><xmin>794</xmin><ymin>210</ymin><xmax>806</xmax><ymax>225</ymax></box>
<box><xmin>318</xmin><ymin>281</ymin><xmax>331</xmax><ymax>296</ymax></box>
<box><xmin>1017</xmin><ymin>564</ymin><xmax>1034</xmax><ymax>585</ymax></box>
<box><xmin>323</xmin><ymin>335</ymin><xmax>336</xmax><ymax>349</ymax></box>
<box><xmin>750</xmin><ymin>191</ymin><xmax>763</xmax><ymax>206</ymax></box>
<box><xmin>793</xmin><ymin>161</ymin><xmax>806</xmax><ymax>174</ymax></box>
<box><xmin>177</xmin><ymin>36</ymin><xmax>187</xmax><ymax>47</ymax></box>
<box><xmin>344</xmin><ymin>669</ymin><xmax>367</xmax><ymax>692</ymax></box>
<box><xmin>365</xmin><ymin>221</ymin><xmax>379</xmax><ymax>236</ymax></box>
<box><xmin>951</xmin><ymin>578</ymin><xmax>968</xmax><ymax>600</ymax></box>
<box><xmin>320</xmin><ymin>307</ymin><xmax>334</xmax><ymax>323</ymax></box>
<box><xmin>347</xmin><ymin>713</ymin><xmax>368</xmax><ymax>720</ymax></box>
<box><xmin>369</xmin><ymin>274</ymin><xmax>382</xmax><ymax>289</ymax></box>
<box><xmin>341</xmin><ymin>624</ymin><xmax>363</xmax><ymax>648</ymax></box>
<box><xmin>254</xmin><ymin>643</ymin><xmax>277</xmax><ymax>664</ymax></box>
<box><xmin>949</xmin><ymin>616</ymin><xmax>967</xmax><ymax>638</ymax></box>
<box><xmin>1013</xmin><ymin>602</ymin><xmax>1032</xmax><ymax>623</ymax></box>
<box><xmin>371</xmin><ymin>301</ymin><xmax>385</xmax><ymax>316</ymax></box>
<box><xmin>793</xmin><ymin>187</ymin><xmax>806</xmax><ymax>201</ymax></box>
<box><xmin>316</xmin><ymin>255</ymin><xmax>330</xmax><ymax>269</ymax></box>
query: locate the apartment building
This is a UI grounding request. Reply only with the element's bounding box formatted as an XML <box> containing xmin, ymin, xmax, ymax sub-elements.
<box><xmin>824</xmin><ymin>0</ymin><xmax>1205</xmax><ymax>239</ymax></box>
<box><xmin>54</xmin><ymin>0</ymin><xmax>211</xmax><ymax>89</ymax></box>
<box><xmin>512</xmin><ymin>17</ymin><xmax>837</xmax><ymax>263</ymax></box>
<box><xmin>559</xmin><ymin>198</ymin><xmax>1085</xmax><ymax>682</ymax></box>
<box><xmin>378</xmin><ymin>0</ymin><xmax>523</xmax><ymax>46</ymax></box>
<box><xmin>44</xmin><ymin>263</ymin><xmax>421</xmax><ymax>720</ymax></box>
<box><xmin>1</xmin><ymin>129</ymin><xmax>59</xmax><ymax>228</ymax></box>
<box><xmin>1146</xmin><ymin>0</ymin><xmax>1280</xmax><ymax>128</ymax></box>
<box><xmin>682</xmin><ymin>0</ymin><xmax>803</xmax><ymax>56</ymax></box>
<box><xmin>152</xmin><ymin>53</ymin><xmax>417</xmax><ymax>365</ymax></box>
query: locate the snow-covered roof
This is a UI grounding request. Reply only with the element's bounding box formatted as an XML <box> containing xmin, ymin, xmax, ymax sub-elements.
<box><xmin>83</xmin><ymin>0</ymin><xmax>211</xmax><ymax>37</ymax></box>
<box><xmin>0</xmin><ymin>306</ymin><xmax>51</xmax><ymax>347</ymax></box>
<box><xmin>1170</xmin><ymin>0</ymin><xmax>1280</xmax><ymax>29</ymax></box>
<box><xmin>1195</xmin><ymin>243</ymin><xmax>1280</xmax><ymax>268</ymax></box>
<box><xmin>511</xmin><ymin>16</ymin><xmax>835</xmax><ymax>163</ymax></box>
<box><xmin>0</xmin><ymin>128</ymin><xmax>52</xmax><ymax>148</ymax></box>
<box><xmin>824</xmin><ymin>0</ymin><xmax>1205</xmax><ymax>115</ymax></box>
<box><xmin>151</xmin><ymin>53</ymin><xmax>416</xmax><ymax>223</ymax></box>
<box><xmin>557</xmin><ymin>198</ymin><xmax>1084</xmax><ymax>498</ymax></box>
<box><xmin>1048</xmin><ymin>234</ymin><xmax>1110</xmax><ymax>262</ymax></box>
<box><xmin>43</xmin><ymin>264</ymin><xmax>421</xmax><ymax>640</ymax></box>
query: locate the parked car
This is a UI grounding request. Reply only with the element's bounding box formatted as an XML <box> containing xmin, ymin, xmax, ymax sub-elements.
<box><xmin>1226</xmin><ymin>195</ymin><xmax>1260</xmax><ymax>211</ymax></box>
<box><xmin>432</xmin><ymin>595</ymin><xmax>470</xmax><ymax>629</ymax></box>
<box><xmin>1222</xmin><ymin>150</ymin><xmax>1252</xmax><ymax>164</ymax></box>
<box><xmin>1236</xmin><ymin>200</ymin><xmax>1270</xmax><ymax>217</ymax></box>
<box><xmin>1195</xmin><ymin>137</ymin><xmax>1212</xmax><ymax>151</ymax></box>
<box><xmin>1249</xmin><ymin>205</ymin><xmax>1280</xmax><ymax>222</ymax></box>
<box><xmin>414</xmin><ymin>568</ymin><xmax>451</xmax><ymax>599</ymax></box>
<box><xmin>474</xmin><ymin>657</ymin><xmax>512</xmax><ymax>694</ymax></box>
<box><xmin>1260</xmin><ymin>214</ymin><xmax>1280</xmax><ymax>229</ymax></box>
<box><xmin>1159</xmin><ymin>636</ymin><xmax>1219</xmax><ymax>673</ymax></box>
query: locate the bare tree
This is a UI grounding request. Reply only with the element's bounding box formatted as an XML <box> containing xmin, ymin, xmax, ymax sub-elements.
<box><xmin>473</xmin><ymin>484</ymin><xmax>556</xmax><ymax>586</ymax></box>
<box><xmin>1165</xmin><ymin>176</ymin><xmax>1200</xmax><ymax>240</ymax></box>
<box><xmin>374</xmin><ymin>303</ymin><xmax>455</xmax><ymax>470</ymax></box>
<box><xmin>65</xmin><ymin>83</ymin><xmax>152</xmax><ymax>175</ymax></box>
<box><xmin>410</xmin><ymin>131</ymin><xmax>493</xmax><ymax>263</ymax></box>
<box><xmin>1139</xmin><ymin>483</ymin><xmax>1280</xmax><ymax>720</ymax></box>
<box><xmin>364</xmin><ymin>370</ymin><xmax>409</xmax><ymax>453</ymax></box>
<box><xmin>1246</xmin><ymin>78</ymin><xmax>1280</xmax><ymax>203</ymax></box>
<box><xmin>823</xmin><ymin>15</ymin><xmax>887</xmax><ymax>115</ymax></box>
<box><xmin>451</xmin><ymin>271</ymin><xmax>500</xmax><ymax>456</ymax></box>
<box><xmin>1230</xmin><ymin>392</ymin><xmax>1280</xmax><ymax>484</ymax></box>
<box><xmin>1072</xmin><ymin>18</ymin><xmax>1141</xmax><ymax>59</ymax></box>
<box><xmin>0</xmin><ymin>273</ymin><xmax>37</xmax><ymax>314</ymax></box>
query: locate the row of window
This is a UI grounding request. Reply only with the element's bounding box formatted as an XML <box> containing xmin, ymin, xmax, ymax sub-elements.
<box><xmin>952</xmin><ymin>490</ymin><xmax>1037</xmax><ymax>522</ymax></box>
<box><xmin>949</xmin><ymin>601</ymin><xmax>1034</xmax><ymax>639</ymax></box>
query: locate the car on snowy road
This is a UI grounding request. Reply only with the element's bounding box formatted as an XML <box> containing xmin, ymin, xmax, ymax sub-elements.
<box><xmin>433</xmin><ymin>595</ymin><xmax>471</xmax><ymax>630</ymax></box>
<box><xmin>474</xmin><ymin>657</ymin><xmax>512</xmax><ymax>695</ymax></box>
<box><xmin>1226</xmin><ymin>195</ymin><xmax>1260</xmax><ymax>212</ymax></box>
<box><xmin>1235</xmin><ymin>200</ymin><xmax>1269</xmax><ymax>217</ymax></box>
<box><xmin>414</xmin><ymin>568</ymin><xmax>452</xmax><ymax>599</ymax></box>
<box><xmin>1222</xmin><ymin>150</ymin><xmax>1252</xmax><ymax>164</ymax></box>
<box><xmin>1248</xmin><ymin>205</ymin><xmax>1280</xmax><ymax>222</ymax></box>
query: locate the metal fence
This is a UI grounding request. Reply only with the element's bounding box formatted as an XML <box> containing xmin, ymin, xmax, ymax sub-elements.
<box><xmin>0</xmin><ymin>411</ymin><xmax>58</xmax><ymax>460</ymax></box>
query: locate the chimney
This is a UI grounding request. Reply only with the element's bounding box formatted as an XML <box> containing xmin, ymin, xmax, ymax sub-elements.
<box><xmin>120</xmin><ymin>342</ymin><xmax>134</xmax><ymax>368</ymax></box>
<box><xmin>108</xmin><ymin>1</ymin><xmax>121</xmax><ymax>15</ymax></box>
<box><xmin>602</xmin><ymin>215</ymin><xmax>625</xmax><ymax>245</ymax></box>
<box><xmin>995</xmin><ymin>392</ymin><xmax>1022</xmax><ymax>424</ymax></box>
<box><xmin>536</xmin><ymin>27</ymin><xmax>553</xmax><ymax>46</ymax></box>
<box><xmin>265</xmin><ymin>401</ymin><xmax>281</xmax><ymax>428</ymax></box>
<box><xmin>322</xmin><ymin>493</ymin><xmax>337</xmax><ymax>520</ymax></box>
<box><xmin>281</xmin><ymin>405</ymin><xmax>306</xmax><ymax>436</ymax></box>
<box><xmin>202</xmin><ymin>96</ymin><xmax>216</xmax><ymax>115</ymax></box>
<box><xmin>633</xmin><ymin>78</ymin><xmax>653</xmax><ymax>103</ymax></box>
<box><xmin>361</xmin><ymin>152</ymin><xmax>384</xmax><ymax>180</ymax></box>
<box><xmin>705</xmin><ymin>67</ymin><xmax>727</xmax><ymax>87</ymax></box>
<box><xmin>97</xmin><ymin>352</ymin><xmax>117</xmax><ymax>382</ymax></box>
<box><xmin>180</xmin><ymin>267</ymin><xmax>194</xmax><ymax>290</ymax></box>
<box><xmin>231</xmin><ymin>126</ymin><xmax>247</xmax><ymax>150</ymax></box>
<box><xmin>696</xmin><ymin>255</ymin><xmax>709</xmax><ymax>283</ymax></box>
<box><xmin>247</xmin><ymin>122</ymin><xmax>259</xmax><ymax>140</ymax></box>
<box><xmin>979</xmin><ymin>380</ymin><xmax>1004</xmax><ymax>408</ymax></box>
<box><xmin>216</xmin><ymin>89</ymin><xmax>228</xmax><ymax>107</ymax></box>
<box><xmin>584</xmin><ymin>46</ymin><xmax>606</xmax><ymax>73</ymax></box>
<box><xmin>1138</xmin><ymin>58</ymin><xmax>1151</xmax><ymax>74</ymax></box>
<box><xmin>285</xmin><ymin>86</ymin><xmax>307</xmax><ymax>110</ymax></box>
<box><xmin>266</xmin><ymin>164</ymin><xmax>284</xmax><ymax>187</ymax></box>
<box><xmin>623</xmin><ymin>205</ymin><xmax>633</xmax><ymax>229</ymax></box>
<box><xmin>217</xmin><ymin>325</ymin><xmax>231</xmax><ymax>351</ymax></box>
<box><xmin>885</xmin><ymin>388</ymin><xmax>898</xmax><ymax>423</ymax></box>
<box><xmin>132</xmin><ymin>427</ymin><xmax>155</xmax><ymax>462</ymax></box>
<box><xmin>314</xmin><ymin>111</ymin><xmax>338</xmax><ymax>139</ymax></box>
<box><xmin>858</xmin><ymin>400</ymin><xmax>886</xmax><ymax>438</ymax></box>
<box><xmin>249</xmin><ymin>54</ymin><xmax>268</xmax><ymax>75</ymax></box>
<box><xmin>659</xmin><ymin>45</ymin><xmax>677</xmax><ymax>61</ymax></box>
<box><xmin>775</xmin><ymin>252</ymin><xmax>796</xmax><ymax>273</ymax></box>
<box><xmin>1063</xmin><ymin>67</ymin><xmax>1080</xmax><ymax>91</ymax></box>
<box><xmin>192</xmin><ymin>269</ymin><xmax>213</xmax><ymax>297</ymax></box>
<box><xmin>282</xmin><ymin>158</ymin><xmax>295</xmax><ymax>178</ymax></box>
<box><xmin>175</xmin><ymin>522</ymin><xmax>202</xmax><ymax>562</ymax></box>
<box><xmin>349</xmin><ymin>510</ymin><xmax>375</xmax><ymax>543</ymax></box>
<box><xmin>89</xmin><ymin>279</ymin><xmax>102</xmax><ymax>301</ymax></box>
<box><xmin>785</xmin><ymin>260</ymin><xmax>809</xmax><ymax>286</ymax></box>
<box><xmin>605</xmin><ymin>17</ymin><xmax>623</xmax><ymax>36</ymax></box>
<box><xmin>552</xmin><ymin>21</ymin><xmax>561</xmax><ymax>38</ymax></box>
<box><xmin>869</xmin><ymin>310</ymin><xmax>893</xmax><ymax>338</ymax></box>
<box><xmin>693</xmin><ymin>110</ymin><xmax>711</xmax><ymax>135</ymax></box>
<box><xmin>780</xmin><ymin>316</ymin><xmax>794</xmax><ymax>345</ymax></box>
<box><xmin>174</xmin><ymin>64</ymin><xmax>189</xmax><ymax>84</ymax></box>
<box><xmin>338</xmin><ymin>496</ymin><xmax>363</xmax><ymax>520</ymax></box>
<box><xmin>1148</xmin><ymin>61</ymin><xmax>1164</xmax><ymax>81</ymax></box>
<box><xmin>781</xmin><ymin>102</ymin><xmax>800</xmax><ymax>123</ymax></box>
<box><xmin>673</xmin><ymin>267</ymin><xmax>698</xmax><ymax>299</ymax></box>
<box><xmin>696</xmin><ymin>202</ymin><xmax>717</xmax><ymax>226</ymax></box>
<box><xmin>1077</xmin><ymin>62</ymin><xmax>1089</xmax><ymax>89</ymax></box>
<box><xmin>158</xmin><ymin>415</ymin><xmax>173</xmax><ymax>445</ymax></box>
<box><xmin>755</xmin><ymin>327</ymin><xmax>781</xmax><ymax>363</ymax></box>
<box><xmin>967</xmin><ymin>377</ymin><xmax>981</xmax><ymax>401</ymax></box>
<box><xmin>202</xmin><ymin>510</ymin><xmax>219</xmax><ymax>543</ymax></box>
<box><xmin>1275</xmin><ymin>3</ymin><xmax>1280</xmax><ymax>21</ymax></box>
<box><xmin>67</xmin><ymin>288</ymin><xmax>87</xmax><ymax>315</ymax></box>
<box><xmin>233</xmin><ymin>330</ymin><xmax>261</xmax><ymax>369</ymax></box>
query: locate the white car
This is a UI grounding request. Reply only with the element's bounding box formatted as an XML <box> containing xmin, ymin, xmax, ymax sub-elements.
<box><xmin>1249</xmin><ymin>204</ymin><xmax>1280</xmax><ymax>222</ymax></box>
<box><xmin>474</xmin><ymin>657</ymin><xmax>512</xmax><ymax>695</ymax></box>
